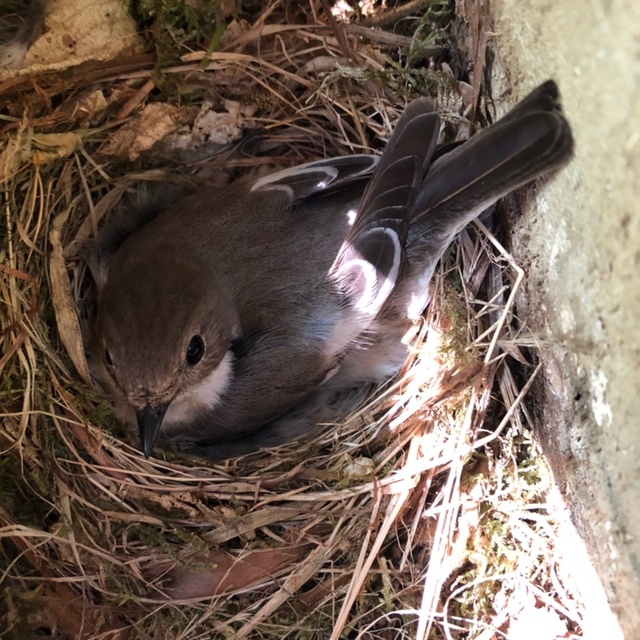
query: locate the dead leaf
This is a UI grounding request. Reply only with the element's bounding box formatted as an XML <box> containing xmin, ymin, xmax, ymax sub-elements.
<box><xmin>146</xmin><ymin>544</ymin><xmax>313</xmax><ymax>599</ymax></box>
<box><xmin>49</xmin><ymin>207</ymin><xmax>91</xmax><ymax>383</ymax></box>
<box><xmin>32</xmin><ymin>132</ymin><xmax>82</xmax><ymax>161</ymax></box>
<box><xmin>101</xmin><ymin>103</ymin><xmax>198</xmax><ymax>161</ymax></box>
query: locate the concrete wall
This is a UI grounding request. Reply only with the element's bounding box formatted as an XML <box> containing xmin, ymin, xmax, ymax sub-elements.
<box><xmin>491</xmin><ymin>0</ymin><xmax>639</xmax><ymax>636</ymax></box>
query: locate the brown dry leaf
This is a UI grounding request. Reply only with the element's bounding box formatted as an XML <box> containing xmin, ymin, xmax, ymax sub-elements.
<box><xmin>148</xmin><ymin>545</ymin><xmax>313</xmax><ymax>599</ymax></box>
<box><xmin>12</xmin><ymin>586</ymin><xmax>131</xmax><ymax>640</ymax></box>
<box><xmin>49</xmin><ymin>208</ymin><xmax>91</xmax><ymax>383</ymax></box>
<box><xmin>166</xmin><ymin>100</ymin><xmax>255</xmax><ymax>151</ymax></box>
<box><xmin>101</xmin><ymin>103</ymin><xmax>198</xmax><ymax>161</ymax></box>
<box><xmin>0</xmin><ymin>131</ymin><xmax>82</xmax><ymax>181</ymax></box>
<box><xmin>31</xmin><ymin>132</ymin><xmax>83</xmax><ymax>163</ymax></box>
<box><xmin>15</xmin><ymin>0</ymin><xmax>142</xmax><ymax>74</ymax></box>
<box><xmin>74</xmin><ymin>89</ymin><xmax>109</xmax><ymax>125</ymax></box>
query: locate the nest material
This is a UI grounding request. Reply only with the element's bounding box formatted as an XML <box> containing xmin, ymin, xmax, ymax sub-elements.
<box><xmin>0</xmin><ymin>2</ymin><xmax>585</xmax><ymax>638</ymax></box>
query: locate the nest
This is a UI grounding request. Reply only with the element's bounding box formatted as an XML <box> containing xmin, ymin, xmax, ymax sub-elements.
<box><xmin>1</xmin><ymin>2</ymin><xmax>585</xmax><ymax>638</ymax></box>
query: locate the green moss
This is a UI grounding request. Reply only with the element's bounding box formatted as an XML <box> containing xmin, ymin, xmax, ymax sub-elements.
<box><xmin>407</xmin><ymin>2</ymin><xmax>453</xmax><ymax>66</ymax></box>
<box><xmin>131</xmin><ymin>0</ymin><xmax>229</xmax><ymax>89</ymax></box>
<box><xmin>438</xmin><ymin>275</ymin><xmax>479</xmax><ymax>365</ymax></box>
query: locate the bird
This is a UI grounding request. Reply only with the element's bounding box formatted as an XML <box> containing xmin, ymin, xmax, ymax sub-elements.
<box><xmin>86</xmin><ymin>80</ymin><xmax>573</xmax><ymax>461</ymax></box>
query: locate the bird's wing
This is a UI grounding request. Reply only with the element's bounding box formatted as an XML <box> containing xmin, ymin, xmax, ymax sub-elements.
<box><xmin>250</xmin><ymin>154</ymin><xmax>379</xmax><ymax>202</ymax></box>
<box><xmin>323</xmin><ymin>99</ymin><xmax>441</xmax><ymax>357</ymax></box>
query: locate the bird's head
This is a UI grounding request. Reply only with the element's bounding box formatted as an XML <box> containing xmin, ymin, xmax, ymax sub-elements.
<box><xmin>95</xmin><ymin>234</ymin><xmax>239</xmax><ymax>458</ymax></box>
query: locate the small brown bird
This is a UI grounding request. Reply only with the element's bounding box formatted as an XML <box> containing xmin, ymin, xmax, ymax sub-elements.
<box><xmin>88</xmin><ymin>81</ymin><xmax>573</xmax><ymax>460</ymax></box>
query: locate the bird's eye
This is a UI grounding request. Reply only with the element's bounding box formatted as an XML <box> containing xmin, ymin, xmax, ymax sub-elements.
<box><xmin>104</xmin><ymin>349</ymin><xmax>114</xmax><ymax>367</ymax></box>
<box><xmin>186</xmin><ymin>335</ymin><xmax>205</xmax><ymax>366</ymax></box>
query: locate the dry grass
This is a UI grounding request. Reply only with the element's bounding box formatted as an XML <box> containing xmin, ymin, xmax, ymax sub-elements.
<box><xmin>0</xmin><ymin>2</ymin><xmax>584</xmax><ymax>638</ymax></box>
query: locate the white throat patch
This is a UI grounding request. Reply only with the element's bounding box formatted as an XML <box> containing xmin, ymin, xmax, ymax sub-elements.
<box><xmin>164</xmin><ymin>350</ymin><xmax>234</xmax><ymax>426</ymax></box>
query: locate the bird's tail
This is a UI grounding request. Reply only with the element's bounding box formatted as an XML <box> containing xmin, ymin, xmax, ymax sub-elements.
<box><xmin>411</xmin><ymin>80</ymin><xmax>574</xmax><ymax>246</ymax></box>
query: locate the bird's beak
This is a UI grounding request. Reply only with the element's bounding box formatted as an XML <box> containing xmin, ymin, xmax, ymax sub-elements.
<box><xmin>136</xmin><ymin>403</ymin><xmax>170</xmax><ymax>458</ymax></box>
